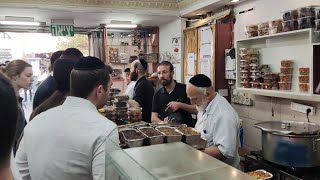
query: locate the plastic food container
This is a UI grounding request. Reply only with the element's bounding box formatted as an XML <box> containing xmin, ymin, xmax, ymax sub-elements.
<box><xmin>316</xmin><ymin>19</ymin><xmax>320</xmax><ymax>31</ymax></box>
<box><xmin>299</xmin><ymin>75</ymin><xmax>309</xmax><ymax>83</ymax></box>
<box><xmin>281</xmin><ymin>60</ymin><xmax>294</xmax><ymax>67</ymax></box>
<box><xmin>279</xmin><ymin>82</ymin><xmax>292</xmax><ymax>90</ymax></box>
<box><xmin>280</xmin><ymin>67</ymin><xmax>293</xmax><ymax>74</ymax></box>
<box><xmin>263</xmin><ymin>78</ymin><xmax>273</xmax><ymax>83</ymax></box>
<box><xmin>240</xmin><ymin>61</ymin><xmax>250</xmax><ymax>66</ymax></box>
<box><xmin>283</xmin><ymin>10</ymin><xmax>298</xmax><ymax>21</ymax></box>
<box><xmin>282</xmin><ymin>20</ymin><xmax>298</xmax><ymax>32</ymax></box>
<box><xmin>299</xmin><ymin>67</ymin><xmax>310</xmax><ymax>75</ymax></box>
<box><xmin>246</xmin><ymin>31</ymin><xmax>258</xmax><ymax>38</ymax></box>
<box><xmin>270</xmin><ymin>19</ymin><xmax>283</xmax><ymax>27</ymax></box>
<box><xmin>298</xmin><ymin>16</ymin><xmax>315</xmax><ymax>29</ymax></box>
<box><xmin>269</xmin><ymin>26</ymin><xmax>282</xmax><ymax>34</ymax></box>
<box><xmin>264</xmin><ymin>73</ymin><xmax>278</xmax><ymax>80</ymax></box>
<box><xmin>258</xmin><ymin>22</ymin><xmax>270</xmax><ymax>30</ymax></box>
<box><xmin>245</xmin><ymin>25</ymin><xmax>258</xmax><ymax>32</ymax></box>
<box><xmin>279</xmin><ymin>74</ymin><xmax>292</xmax><ymax>82</ymax></box>
<box><xmin>316</xmin><ymin>8</ymin><xmax>320</xmax><ymax>19</ymax></box>
<box><xmin>258</xmin><ymin>28</ymin><xmax>269</xmax><ymax>36</ymax></box>
<box><xmin>298</xmin><ymin>6</ymin><xmax>315</xmax><ymax>18</ymax></box>
<box><xmin>240</xmin><ymin>72</ymin><xmax>250</xmax><ymax>77</ymax></box>
<box><xmin>251</xmin><ymin>82</ymin><xmax>261</xmax><ymax>89</ymax></box>
<box><xmin>262</xmin><ymin>83</ymin><xmax>273</xmax><ymax>90</ymax></box>
<box><xmin>239</xmin><ymin>54</ymin><xmax>258</xmax><ymax>61</ymax></box>
<box><xmin>241</xmin><ymin>78</ymin><xmax>251</xmax><ymax>83</ymax></box>
<box><xmin>241</xmin><ymin>74</ymin><xmax>250</xmax><ymax>79</ymax></box>
<box><xmin>239</xmin><ymin>48</ymin><xmax>258</xmax><ymax>55</ymax></box>
<box><xmin>299</xmin><ymin>83</ymin><xmax>309</xmax><ymax>92</ymax></box>
<box><xmin>252</xmin><ymin>77</ymin><xmax>262</xmax><ymax>83</ymax></box>
<box><xmin>241</xmin><ymin>82</ymin><xmax>251</xmax><ymax>88</ymax></box>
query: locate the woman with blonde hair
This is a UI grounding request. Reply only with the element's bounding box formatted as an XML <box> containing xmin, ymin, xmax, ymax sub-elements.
<box><xmin>2</xmin><ymin>59</ymin><xmax>33</xmax><ymax>154</ymax></box>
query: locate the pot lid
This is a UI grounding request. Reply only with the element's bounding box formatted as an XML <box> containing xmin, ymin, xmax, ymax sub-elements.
<box><xmin>254</xmin><ymin>121</ymin><xmax>320</xmax><ymax>135</ymax></box>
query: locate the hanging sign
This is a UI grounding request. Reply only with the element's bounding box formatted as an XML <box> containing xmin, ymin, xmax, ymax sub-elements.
<box><xmin>51</xmin><ymin>25</ymin><xmax>74</xmax><ymax>37</ymax></box>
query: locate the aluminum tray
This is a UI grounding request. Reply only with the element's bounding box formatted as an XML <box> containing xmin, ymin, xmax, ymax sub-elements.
<box><xmin>138</xmin><ymin>127</ymin><xmax>164</xmax><ymax>145</ymax></box>
<box><xmin>120</xmin><ymin>129</ymin><xmax>146</xmax><ymax>148</ymax></box>
<box><xmin>156</xmin><ymin>126</ymin><xmax>183</xmax><ymax>143</ymax></box>
<box><xmin>177</xmin><ymin>127</ymin><xmax>201</xmax><ymax>146</ymax></box>
<box><xmin>190</xmin><ymin>138</ymin><xmax>207</xmax><ymax>150</ymax></box>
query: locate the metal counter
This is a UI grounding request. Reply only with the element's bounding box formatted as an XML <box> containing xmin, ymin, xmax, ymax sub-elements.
<box><xmin>106</xmin><ymin>142</ymin><xmax>255</xmax><ymax>180</ymax></box>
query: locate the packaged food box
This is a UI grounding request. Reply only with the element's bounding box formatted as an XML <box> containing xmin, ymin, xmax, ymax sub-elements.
<box><xmin>281</xmin><ymin>60</ymin><xmax>294</xmax><ymax>67</ymax></box>
<box><xmin>258</xmin><ymin>28</ymin><xmax>269</xmax><ymax>36</ymax></box>
<box><xmin>283</xmin><ymin>10</ymin><xmax>298</xmax><ymax>21</ymax></box>
<box><xmin>239</xmin><ymin>48</ymin><xmax>258</xmax><ymax>55</ymax></box>
<box><xmin>299</xmin><ymin>75</ymin><xmax>309</xmax><ymax>83</ymax></box>
<box><xmin>298</xmin><ymin>6</ymin><xmax>315</xmax><ymax>18</ymax></box>
<box><xmin>258</xmin><ymin>22</ymin><xmax>270</xmax><ymax>30</ymax></box>
<box><xmin>282</xmin><ymin>20</ymin><xmax>298</xmax><ymax>32</ymax></box>
<box><xmin>280</xmin><ymin>67</ymin><xmax>293</xmax><ymax>74</ymax></box>
<box><xmin>299</xmin><ymin>67</ymin><xmax>310</xmax><ymax>75</ymax></box>
<box><xmin>279</xmin><ymin>82</ymin><xmax>292</xmax><ymax>90</ymax></box>
<box><xmin>264</xmin><ymin>73</ymin><xmax>278</xmax><ymax>80</ymax></box>
<box><xmin>298</xmin><ymin>16</ymin><xmax>315</xmax><ymax>29</ymax></box>
<box><xmin>279</xmin><ymin>74</ymin><xmax>293</xmax><ymax>82</ymax></box>
<box><xmin>246</xmin><ymin>31</ymin><xmax>258</xmax><ymax>38</ymax></box>
<box><xmin>299</xmin><ymin>83</ymin><xmax>309</xmax><ymax>92</ymax></box>
<box><xmin>315</xmin><ymin>19</ymin><xmax>320</xmax><ymax>31</ymax></box>
<box><xmin>245</xmin><ymin>25</ymin><xmax>258</xmax><ymax>32</ymax></box>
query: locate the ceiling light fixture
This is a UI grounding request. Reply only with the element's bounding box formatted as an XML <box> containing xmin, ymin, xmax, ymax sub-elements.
<box><xmin>0</xmin><ymin>21</ymin><xmax>41</xmax><ymax>26</ymax></box>
<box><xmin>231</xmin><ymin>0</ymin><xmax>239</xmax><ymax>2</ymax></box>
<box><xmin>106</xmin><ymin>24</ymin><xmax>137</xmax><ymax>29</ymax></box>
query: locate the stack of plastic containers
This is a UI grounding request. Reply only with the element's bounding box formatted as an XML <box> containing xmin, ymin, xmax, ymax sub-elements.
<box><xmin>239</xmin><ymin>48</ymin><xmax>259</xmax><ymax>88</ymax></box>
<box><xmin>279</xmin><ymin>60</ymin><xmax>294</xmax><ymax>91</ymax></box>
<box><xmin>299</xmin><ymin>67</ymin><xmax>310</xmax><ymax>93</ymax></box>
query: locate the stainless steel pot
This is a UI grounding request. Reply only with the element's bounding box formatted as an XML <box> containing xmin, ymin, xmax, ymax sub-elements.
<box><xmin>255</xmin><ymin>121</ymin><xmax>320</xmax><ymax>167</ymax></box>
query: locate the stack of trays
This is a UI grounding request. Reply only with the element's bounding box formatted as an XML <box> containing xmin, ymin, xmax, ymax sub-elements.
<box><xmin>299</xmin><ymin>67</ymin><xmax>310</xmax><ymax>92</ymax></box>
<box><xmin>114</xmin><ymin>94</ymin><xmax>129</xmax><ymax>125</ymax></box>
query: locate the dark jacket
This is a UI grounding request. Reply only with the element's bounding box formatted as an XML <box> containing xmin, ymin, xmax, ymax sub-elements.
<box><xmin>14</xmin><ymin>97</ymin><xmax>27</xmax><ymax>155</ymax></box>
<box><xmin>33</xmin><ymin>75</ymin><xmax>56</xmax><ymax>109</ymax></box>
<box><xmin>133</xmin><ymin>76</ymin><xmax>154</xmax><ymax>122</ymax></box>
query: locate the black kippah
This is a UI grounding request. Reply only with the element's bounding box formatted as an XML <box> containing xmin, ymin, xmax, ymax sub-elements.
<box><xmin>73</xmin><ymin>56</ymin><xmax>105</xmax><ymax>70</ymax></box>
<box><xmin>139</xmin><ymin>59</ymin><xmax>148</xmax><ymax>71</ymax></box>
<box><xmin>189</xmin><ymin>74</ymin><xmax>212</xmax><ymax>87</ymax></box>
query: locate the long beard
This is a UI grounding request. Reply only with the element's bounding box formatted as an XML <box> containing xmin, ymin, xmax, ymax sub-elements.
<box><xmin>196</xmin><ymin>99</ymin><xmax>208</xmax><ymax>112</ymax></box>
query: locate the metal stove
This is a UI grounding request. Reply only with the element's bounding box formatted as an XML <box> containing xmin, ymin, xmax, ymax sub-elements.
<box><xmin>244</xmin><ymin>151</ymin><xmax>320</xmax><ymax>180</ymax></box>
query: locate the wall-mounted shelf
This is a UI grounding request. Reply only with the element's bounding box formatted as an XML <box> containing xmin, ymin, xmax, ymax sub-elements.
<box><xmin>236</xmin><ymin>28</ymin><xmax>320</xmax><ymax>101</ymax></box>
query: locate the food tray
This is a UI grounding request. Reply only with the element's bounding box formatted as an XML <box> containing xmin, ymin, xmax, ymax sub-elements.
<box><xmin>282</xmin><ymin>20</ymin><xmax>298</xmax><ymax>32</ymax></box>
<box><xmin>299</xmin><ymin>75</ymin><xmax>309</xmax><ymax>83</ymax></box>
<box><xmin>156</xmin><ymin>126</ymin><xmax>183</xmax><ymax>143</ymax></box>
<box><xmin>299</xmin><ymin>67</ymin><xmax>310</xmax><ymax>75</ymax></box>
<box><xmin>283</xmin><ymin>10</ymin><xmax>298</xmax><ymax>21</ymax></box>
<box><xmin>138</xmin><ymin>127</ymin><xmax>164</xmax><ymax>145</ymax></box>
<box><xmin>298</xmin><ymin>6</ymin><xmax>315</xmax><ymax>18</ymax></box>
<box><xmin>177</xmin><ymin>127</ymin><xmax>201</xmax><ymax>145</ymax></box>
<box><xmin>298</xmin><ymin>16</ymin><xmax>315</xmax><ymax>29</ymax></box>
<box><xmin>190</xmin><ymin>138</ymin><xmax>207</xmax><ymax>150</ymax></box>
<box><xmin>239</xmin><ymin>48</ymin><xmax>258</xmax><ymax>55</ymax></box>
<box><xmin>246</xmin><ymin>169</ymin><xmax>273</xmax><ymax>180</ymax></box>
<box><xmin>120</xmin><ymin>129</ymin><xmax>146</xmax><ymax>148</ymax></box>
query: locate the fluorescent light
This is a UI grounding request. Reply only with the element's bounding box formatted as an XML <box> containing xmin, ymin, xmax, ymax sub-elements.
<box><xmin>231</xmin><ymin>0</ymin><xmax>239</xmax><ymax>2</ymax></box>
<box><xmin>106</xmin><ymin>24</ymin><xmax>137</xmax><ymax>28</ymax></box>
<box><xmin>0</xmin><ymin>21</ymin><xmax>40</xmax><ymax>26</ymax></box>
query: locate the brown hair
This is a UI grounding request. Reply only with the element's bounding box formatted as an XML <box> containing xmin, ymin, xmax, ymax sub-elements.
<box><xmin>2</xmin><ymin>59</ymin><xmax>31</xmax><ymax>78</ymax></box>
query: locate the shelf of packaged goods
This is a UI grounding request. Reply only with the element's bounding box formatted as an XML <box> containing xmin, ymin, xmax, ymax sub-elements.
<box><xmin>236</xmin><ymin>28</ymin><xmax>313</xmax><ymax>42</ymax></box>
<box><xmin>236</xmin><ymin>88</ymin><xmax>320</xmax><ymax>101</ymax></box>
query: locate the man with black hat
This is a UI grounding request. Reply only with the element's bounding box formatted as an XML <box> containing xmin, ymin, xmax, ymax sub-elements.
<box><xmin>130</xmin><ymin>58</ymin><xmax>154</xmax><ymax>122</ymax></box>
<box><xmin>16</xmin><ymin>56</ymin><xmax>119</xmax><ymax>180</ymax></box>
<box><xmin>187</xmin><ymin>74</ymin><xmax>240</xmax><ymax>168</ymax></box>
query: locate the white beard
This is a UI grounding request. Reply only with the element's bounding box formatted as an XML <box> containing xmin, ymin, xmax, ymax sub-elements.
<box><xmin>196</xmin><ymin>100</ymin><xmax>208</xmax><ymax>112</ymax></box>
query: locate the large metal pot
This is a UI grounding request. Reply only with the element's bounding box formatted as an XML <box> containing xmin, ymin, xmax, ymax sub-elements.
<box><xmin>255</xmin><ymin>121</ymin><xmax>320</xmax><ymax>168</ymax></box>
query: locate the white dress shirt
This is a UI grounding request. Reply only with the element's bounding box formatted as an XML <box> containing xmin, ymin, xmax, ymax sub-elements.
<box><xmin>195</xmin><ymin>93</ymin><xmax>240</xmax><ymax>168</ymax></box>
<box><xmin>125</xmin><ymin>81</ymin><xmax>136</xmax><ymax>99</ymax></box>
<box><xmin>15</xmin><ymin>96</ymin><xmax>119</xmax><ymax>180</ymax></box>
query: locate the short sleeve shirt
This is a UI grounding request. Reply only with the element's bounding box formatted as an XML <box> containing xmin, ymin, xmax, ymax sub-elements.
<box><xmin>152</xmin><ymin>82</ymin><xmax>193</xmax><ymax>126</ymax></box>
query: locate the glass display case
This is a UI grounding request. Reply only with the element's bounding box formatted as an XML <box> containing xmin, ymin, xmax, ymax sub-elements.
<box><xmin>105</xmin><ymin>139</ymin><xmax>254</xmax><ymax>180</ymax></box>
